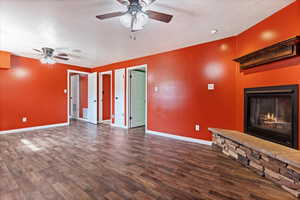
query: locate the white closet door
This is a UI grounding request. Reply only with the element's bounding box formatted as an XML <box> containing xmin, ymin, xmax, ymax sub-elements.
<box><xmin>88</xmin><ymin>72</ymin><xmax>98</xmax><ymax>124</ymax></box>
<box><xmin>130</xmin><ymin>70</ymin><xmax>146</xmax><ymax>128</ymax></box>
<box><xmin>114</xmin><ymin>69</ymin><xmax>125</xmax><ymax>127</ymax></box>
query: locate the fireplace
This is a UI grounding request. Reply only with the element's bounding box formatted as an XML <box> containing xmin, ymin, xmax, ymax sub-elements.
<box><xmin>244</xmin><ymin>85</ymin><xmax>298</xmax><ymax>149</ymax></box>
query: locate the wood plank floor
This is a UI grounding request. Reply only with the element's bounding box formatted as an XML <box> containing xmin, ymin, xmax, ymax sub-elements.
<box><xmin>0</xmin><ymin>120</ymin><xmax>297</xmax><ymax>200</ymax></box>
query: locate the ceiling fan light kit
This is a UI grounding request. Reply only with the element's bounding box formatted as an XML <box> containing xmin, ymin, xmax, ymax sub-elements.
<box><xmin>34</xmin><ymin>47</ymin><xmax>69</xmax><ymax>65</ymax></box>
<box><xmin>120</xmin><ymin>12</ymin><xmax>149</xmax><ymax>31</ymax></box>
<box><xmin>96</xmin><ymin>0</ymin><xmax>173</xmax><ymax>32</ymax></box>
<box><xmin>40</xmin><ymin>56</ymin><xmax>56</xmax><ymax>64</ymax></box>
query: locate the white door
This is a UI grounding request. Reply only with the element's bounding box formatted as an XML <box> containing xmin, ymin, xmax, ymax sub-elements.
<box><xmin>114</xmin><ymin>69</ymin><xmax>125</xmax><ymax>127</ymax></box>
<box><xmin>88</xmin><ymin>72</ymin><xmax>98</xmax><ymax>124</ymax></box>
<box><xmin>129</xmin><ymin>70</ymin><xmax>146</xmax><ymax>128</ymax></box>
<box><xmin>70</xmin><ymin>75</ymin><xmax>80</xmax><ymax>119</ymax></box>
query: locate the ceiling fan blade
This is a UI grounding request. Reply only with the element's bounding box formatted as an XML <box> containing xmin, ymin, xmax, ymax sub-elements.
<box><xmin>96</xmin><ymin>12</ymin><xmax>125</xmax><ymax>20</ymax></box>
<box><xmin>116</xmin><ymin>0</ymin><xmax>129</xmax><ymax>6</ymax></box>
<box><xmin>56</xmin><ymin>53</ymin><xmax>68</xmax><ymax>57</ymax></box>
<box><xmin>33</xmin><ymin>49</ymin><xmax>42</xmax><ymax>53</ymax></box>
<box><xmin>54</xmin><ymin>56</ymin><xmax>69</xmax><ymax>61</ymax></box>
<box><xmin>145</xmin><ymin>10</ymin><xmax>173</xmax><ymax>23</ymax></box>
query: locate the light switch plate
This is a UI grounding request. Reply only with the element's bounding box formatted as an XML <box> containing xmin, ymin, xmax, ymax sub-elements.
<box><xmin>195</xmin><ymin>124</ymin><xmax>200</xmax><ymax>131</ymax></box>
<box><xmin>64</xmin><ymin>89</ymin><xmax>67</xmax><ymax>94</ymax></box>
<box><xmin>154</xmin><ymin>86</ymin><xmax>159</xmax><ymax>92</ymax></box>
<box><xmin>208</xmin><ymin>84</ymin><xmax>215</xmax><ymax>90</ymax></box>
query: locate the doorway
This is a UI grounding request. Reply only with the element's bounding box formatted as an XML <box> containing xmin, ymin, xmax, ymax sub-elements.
<box><xmin>126</xmin><ymin>65</ymin><xmax>147</xmax><ymax>129</ymax></box>
<box><xmin>70</xmin><ymin>74</ymin><xmax>80</xmax><ymax>119</ymax></box>
<box><xmin>67</xmin><ymin>70</ymin><xmax>98</xmax><ymax>124</ymax></box>
<box><xmin>69</xmin><ymin>73</ymin><xmax>89</xmax><ymax>121</ymax></box>
<box><xmin>99</xmin><ymin>71</ymin><xmax>112</xmax><ymax>124</ymax></box>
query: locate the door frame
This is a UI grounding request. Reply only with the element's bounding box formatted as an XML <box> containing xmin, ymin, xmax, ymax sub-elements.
<box><xmin>126</xmin><ymin>64</ymin><xmax>148</xmax><ymax>129</ymax></box>
<box><xmin>98</xmin><ymin>70</ymin><xmax>113</xmax><ymax>123</ymax></box>
<box><xmin>67</xmin><ymin>70</ymin><xmax>90</xmax><ymax>125</ymax></box>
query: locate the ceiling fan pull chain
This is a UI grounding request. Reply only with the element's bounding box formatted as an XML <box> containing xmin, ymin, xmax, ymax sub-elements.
<box><xmin>130</xmin><ymin>31</ymin><xmax>137</xmax><ymax>40</ymax></box>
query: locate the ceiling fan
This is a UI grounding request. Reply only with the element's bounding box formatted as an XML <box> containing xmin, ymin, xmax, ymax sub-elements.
<box><xmin>33</xmin><ymin>47</ymin><xmax>69</xmax><ymax>64</ymax></box>
<box><xmin>96</xmin><ymin>0</ymin><xmax>173</xmax><ymax>32</ymax></box>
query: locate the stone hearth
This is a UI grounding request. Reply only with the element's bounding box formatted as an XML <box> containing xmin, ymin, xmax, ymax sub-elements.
<box><xmin>209</xmin><ymin>128</ymin><xmax>300</xmax><ymax>198</ymax></box>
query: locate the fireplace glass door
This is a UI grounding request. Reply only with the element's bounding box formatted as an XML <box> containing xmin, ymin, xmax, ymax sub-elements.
<box><xmin>245</xmin><ymin>85</ymin><xmax>298</xmax><ymax>149</ymax></box>
<box><xmin>249</xmin><ymin>96</ymin><xmax>291</xmax><ymax>137</ymax></box>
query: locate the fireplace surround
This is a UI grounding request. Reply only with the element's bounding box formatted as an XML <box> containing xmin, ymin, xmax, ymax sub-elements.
<box><xmin>244</xmin><ymin>85</ymin><xmax>298</xmax><ymax>149</ymax></box>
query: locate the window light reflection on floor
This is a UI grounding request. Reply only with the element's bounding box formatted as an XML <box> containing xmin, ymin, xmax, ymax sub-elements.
<box><xmin>21</xmin><ymin>139</ymin><xmax>41</xmax><ymax>151</ymax></box>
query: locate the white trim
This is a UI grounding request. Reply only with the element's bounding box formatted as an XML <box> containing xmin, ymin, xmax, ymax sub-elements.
<box><xmin>126</xmin><ymin>64</ymin><xmax>147</xmax><ymax>129</ymax></box>
<box><xmin>0</xmin><ymin>123</ymin><xmax>69</xmax><ymax>135</ymax></box>
<box><xmin>146</xmin><ymin>129</ymin><xmax>212</xmax><ymax>145</ymax></box>
<box><xmin>67</xmin><ymin>70</ymin><xmax>90</xmax><ymax>125</ymax></box>
<box><xmin>101</xmin><ymin>71</ymin><xmax>112</xmax><ymax>75</ymax></box>
<box><xmin>111</xmin><ymin>123</ymin><xmax>128</xmax><ymax>129</ymax></box>
<box><xmin>68</xmin><ymin>69</ymin><xmax>90</xmax><ymax>75</ymax></box>
<box><xmin>98</xmin><ymin>71</ymin><xmax>113</xmax><ymax>123</ymax></box>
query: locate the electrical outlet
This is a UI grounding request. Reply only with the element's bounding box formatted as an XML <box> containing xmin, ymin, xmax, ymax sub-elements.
<box><xmin>195</xmin><ymin>124</ymin><xmax>200</xmax><ymax>131</ymax></box>
<box><xmin>22</xmin><ymin>117</ymin><xmax>27</xmax><ymax>123</ymax></box>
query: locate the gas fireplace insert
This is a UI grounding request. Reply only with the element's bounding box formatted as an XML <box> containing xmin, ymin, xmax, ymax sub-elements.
<box><xmin>244</xmin><ymin>85</ymin><xmax>298</xmax><ymax>149</ymax></box>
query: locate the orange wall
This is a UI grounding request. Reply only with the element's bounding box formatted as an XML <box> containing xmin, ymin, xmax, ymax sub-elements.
<box><xmin>235</xmin><ymin>1</ymin><xmax>300</xmax><ymax>148</ymax></box>
<box><xmin>102</xmin><ymin>74</ymin><xmax>111</xmax><ymax>120</ymax></box>
<box><xmin>93</xmin><ymin>37</ymin><xmax>237</xmax><ymax>141</ymax></box>
<box><xmin>79</xmin><ymin>75</ymin><xmax>88</xmax><ymax>118</ymax></box>
<box><xmin>0</xmin><ymin>56</ymin><xmax>90</xmax><ymax>131</ymax></box>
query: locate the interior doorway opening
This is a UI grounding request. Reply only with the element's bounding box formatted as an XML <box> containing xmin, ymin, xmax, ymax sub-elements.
<box><xmin>67</xmin><ymin>70</ymin><xmax>98</xmax><ymax>125</ymax></box>
<box><xmin>99</xmin><ymin>71</ymin><xmax>112</xmax><ymax>124</ymax></box>
<box><xmin>126</xmin><ymin>65</ymin><xmax>147</xmax><ymax>129</ymax></box>
<box><xmin>69</xmin><ymin>72</ymin><xmax>89</xmax><ymax>121</ymax></box>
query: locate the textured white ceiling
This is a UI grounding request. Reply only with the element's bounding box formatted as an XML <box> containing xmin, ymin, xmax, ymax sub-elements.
<box><xmin>0</xmin><ymin>0</ymin><xmax>295</xmax><ymax>68</ymax></box>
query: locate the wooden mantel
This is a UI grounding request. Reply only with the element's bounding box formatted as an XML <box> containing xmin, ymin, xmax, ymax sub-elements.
<box><xmin>234</xmin><ymin>36</ymin><xmax>300</xmax><ymax>70</ymax></box>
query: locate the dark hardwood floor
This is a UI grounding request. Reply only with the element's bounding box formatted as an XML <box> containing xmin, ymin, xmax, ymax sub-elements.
<box><xmin>0</xmin><ymin>120</ymin><xmax>296</xmax><ymax>200</ymax></box>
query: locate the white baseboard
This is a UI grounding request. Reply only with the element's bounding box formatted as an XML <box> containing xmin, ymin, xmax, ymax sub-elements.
<box><xmin>77</xmin><ymin>118</ymin><xmax>89</xmax><ymax>122</ymax></box>
<box><xmin>111</xmin><ymin>123</ymin><xmax>128</xmax><ymax>129</ymax></box>
<box><xmin>98</xmin><ymin>119</ymin><xmax>112</xmax><ymax>123</ymax></box>
<box><xmin>146</xmin><ymin>129</ymin><xmax>212</xmax><ymax>145</ymax></box>
<box><xmin>0</xmin><ymin>123</ymin><xmax>69</xmax><ymax>135</ymax></box>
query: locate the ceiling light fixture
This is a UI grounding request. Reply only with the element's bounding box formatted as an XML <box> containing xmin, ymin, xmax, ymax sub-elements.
<box><xmin>211</xmin><ymin>29</ymin><xmax>218</xmax><ymax>34</ymax></box>
<box><xmin>40</xmin><ymin>56</ymin><xmax>56</xmax><ymax>64</ymax></box>
<box><xmin>96</xmin><ymin>0</ymin><xmax>173</xmax><ymax>33</ymax></box>
<box><xmin>120</xmin><ymin>11</ymin><xmax>149</xmax><ymax>31</ymax></box>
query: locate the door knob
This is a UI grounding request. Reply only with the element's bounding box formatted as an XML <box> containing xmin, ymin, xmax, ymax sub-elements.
<box><xmin>115</xmin><ymin>97</ymin><xmax>119</xmax><ymax>100</ymax></box>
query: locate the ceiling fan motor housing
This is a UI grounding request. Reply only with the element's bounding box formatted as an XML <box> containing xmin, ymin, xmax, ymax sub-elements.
<box><xmin>127</xmin><ymin>0</ymin><xmax>143</xmax><ymax>15</ymax></box>
<box><xmin>42</xmin><ymin>47</ymin><xmax>54</xmax><ymax>57</ymax></box>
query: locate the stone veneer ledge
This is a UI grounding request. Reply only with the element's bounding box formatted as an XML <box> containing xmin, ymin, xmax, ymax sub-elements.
<box><xmin>209</xmin><ymin>128</ymin><xmax>300</xmax><ymax>198</ymax></box>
